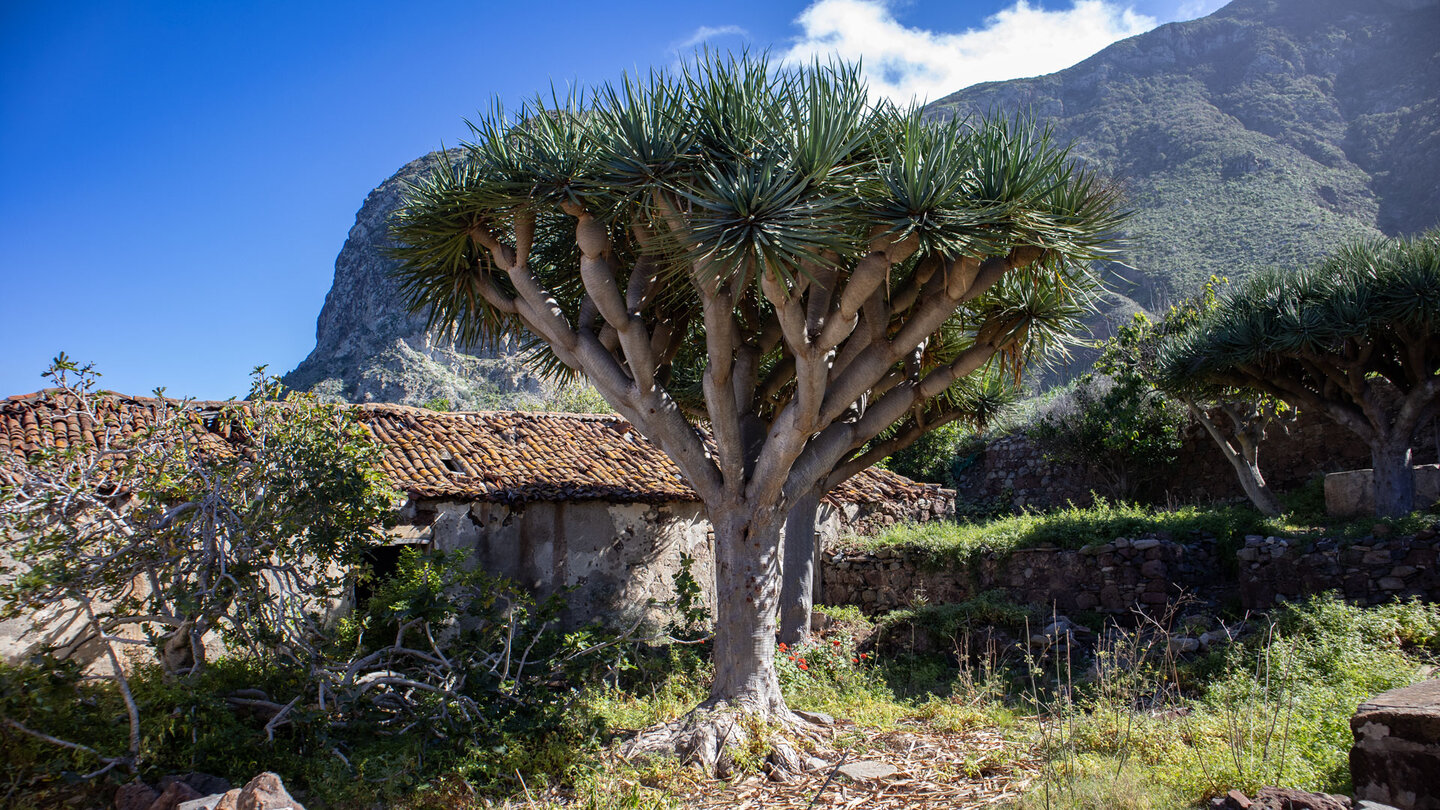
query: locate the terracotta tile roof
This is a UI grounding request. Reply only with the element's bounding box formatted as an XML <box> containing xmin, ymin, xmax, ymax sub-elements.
<box><xmin>2</xmin><ymin>390</ymin><xmax>943</xmax><ymax>507</ymax></box>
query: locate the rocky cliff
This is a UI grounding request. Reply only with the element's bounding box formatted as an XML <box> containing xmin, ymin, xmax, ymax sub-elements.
<box><xmin>282</xmin><ymin>151</ymin><xmax>563</xmax><ymax>411</ymax></box>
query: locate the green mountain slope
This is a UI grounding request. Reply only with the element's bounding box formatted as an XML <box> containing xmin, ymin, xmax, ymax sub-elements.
<box><xmin>927</xmin><ymin>0</ymin><xmax>1439</xmax><ymax>329</ymax></box>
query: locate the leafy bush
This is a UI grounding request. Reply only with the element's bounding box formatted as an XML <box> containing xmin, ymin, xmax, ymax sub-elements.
<box><xmin>0</xmin><ymin>549</ymin><xmax>638</xmax><ymax>807</ymax></box>
<box><xmin>879</xmin><ymin>422</ymin><xmax>967</xmax><ymax>485</ymax></box>
<box><xmin>1028</xmin><ymin>371</ymin><xmax>1187</xmax><ymax>501</ymax></box>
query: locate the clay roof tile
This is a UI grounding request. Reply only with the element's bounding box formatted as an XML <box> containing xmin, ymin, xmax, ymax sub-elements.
<box><xmin>2</xmin><ymin>390</ymin><xmax>947</xmax><ymax>507</ymax></box>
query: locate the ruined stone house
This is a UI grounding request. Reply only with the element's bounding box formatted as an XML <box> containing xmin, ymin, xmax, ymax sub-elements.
<box><xmin>1</xmin><ymin>391</ymin><xmax>954</xmax><ymax>661</ymax></box>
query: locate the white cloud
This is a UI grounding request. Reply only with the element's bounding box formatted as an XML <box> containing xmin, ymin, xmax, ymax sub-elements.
<box><xmin>1173</xmin><ymin>0</ymin><xmax>1228</xmax><ymax>20</ymax></box>
<box><xmin>781</xmin><ymin>0</ymin><xmax>1157</xmax><ymax>103</ymax></box>
<box><xmin>672</xmin><ymin>24</ymin><xmax>750</xmax><ymax>53</ymax></box>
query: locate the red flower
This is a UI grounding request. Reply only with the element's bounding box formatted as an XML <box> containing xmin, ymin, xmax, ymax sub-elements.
<box><xmin>778</xmin><ymin>642</ymin><xmax>788</xmax><ymax>651</ymax></box>
<box><xmin>832</xmin><ymin>640</ymin><xmax>841</xmax><ymax>646</ymax></box>
<box><xmin>799</xmin><ymin>663</ymin><xmax>808</xmax><ymax>670</ymax></box>
<box><xmin>852</xmin><ymin>657</ymin><xmax>859</xmax><ymax>663</ymax></box>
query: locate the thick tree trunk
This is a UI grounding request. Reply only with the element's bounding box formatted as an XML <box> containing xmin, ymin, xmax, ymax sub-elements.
<box><xmin>708</xmin><ymin>510</ymin><xmax>788</xmax><ymax>714</ymax></box>
<box><xmin>1372</xmin><ymin>439</ymin><xmax>1415</xmax><ymax>518</ymax></box>
<box><xmin>778</xmin><ymin>488</ymin><xmax>822</xmax><ymax>646</ymax></box>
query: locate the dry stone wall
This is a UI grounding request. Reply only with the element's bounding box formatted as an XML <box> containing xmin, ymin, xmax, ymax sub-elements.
<box><xmin>1238</xmin><ymin>529</ymin><xmax>1440</xmax><ymax>608</ymax></box>
<box><xmin>823</xmin><ymin>530</ymin><xmax>1440</xmax><ymax>617</ymax></box>
<box><xmin>822</xmin><ymin>536</ymin><xmax>1225</xmax><ymax>616</ymax></box>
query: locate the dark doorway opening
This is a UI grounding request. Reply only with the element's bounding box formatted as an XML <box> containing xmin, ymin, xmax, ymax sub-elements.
<box><xmin>355</xmin><ymin>543</ymin><xmax>417</xmax><ymax>609</ymax></box>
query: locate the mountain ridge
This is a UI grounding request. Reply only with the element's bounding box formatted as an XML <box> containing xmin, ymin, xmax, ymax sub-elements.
<box><xmin>284</xmin><ymin>0</ymin><xmax>1439</xmax><ymax>402</ymax></box>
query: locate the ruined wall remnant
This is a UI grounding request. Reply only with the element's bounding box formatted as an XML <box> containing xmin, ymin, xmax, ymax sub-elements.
<box><xmin>1351</xmin><ymin>680</ymin><xmax>1440</xmax><ymax>810</ymax></box>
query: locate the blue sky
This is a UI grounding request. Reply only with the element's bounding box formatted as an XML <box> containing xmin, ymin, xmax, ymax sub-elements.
<box><xmin>0</xmin><ymin>0</ymin><xmax>1226</xmax><ymax>399</ymax></box>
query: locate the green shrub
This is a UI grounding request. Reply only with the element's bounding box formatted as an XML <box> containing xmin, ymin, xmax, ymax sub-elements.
<box><xmin>1028</xmin><ymin>372</ymin><xmax>1187</xmax><ymax>501</ymax></box>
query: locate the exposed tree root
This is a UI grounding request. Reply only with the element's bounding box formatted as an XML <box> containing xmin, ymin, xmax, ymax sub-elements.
<box><xmin>620</xmin><ymin>700</ymin><xmax>833</xmax><ymax>777</ymax></box>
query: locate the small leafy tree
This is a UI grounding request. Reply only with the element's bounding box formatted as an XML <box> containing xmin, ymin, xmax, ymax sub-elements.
<box><xmin>391</xmin><ymin>54</ymin><xmax>1121</xmax><ymax>766</ymax></box>
<box><xmin>1100</xmin><ymin>279</ymin><xmax>1295</xmax><ymax>515</ymax></box>
<box><xmin>0</xmin><ymin>357</ymin><xmax>398</xmax><ymax>772</ymax></box>
<box><xmin>1028</xmin><ymin>369</ymin><xmax>1187</xmax><ymax>501</ymax></box>
<box><xmin>1160</xmin><ymin>232</ymin><xmax>1440</xmax><ymax>517</ymax></box>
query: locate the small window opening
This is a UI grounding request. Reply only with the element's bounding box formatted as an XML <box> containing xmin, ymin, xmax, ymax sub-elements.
<box><xmin>355</xmin><ymin>543</ymin><xmax>421</xmax><ymax>609</ymax></box>
<box><xmin>440</xmin><ymin>456</ymin><xmax>463</xmax><ymax>474</ymax></box>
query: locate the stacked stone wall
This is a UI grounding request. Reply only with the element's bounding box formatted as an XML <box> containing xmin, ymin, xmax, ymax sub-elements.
<box><xmin>822</xmin><ymin>536</ymin><xmax>1223</xmax><ymax>616</ymax></box>
<box><xmin>1238</xmin><ymin>529</ymin><xmax>1440</xmax><ymax>608</ymax></box>
<box><xmin>822</xmin><ymin>530</ymin><xmax>1440</xmax><ymax>617</ymax></box>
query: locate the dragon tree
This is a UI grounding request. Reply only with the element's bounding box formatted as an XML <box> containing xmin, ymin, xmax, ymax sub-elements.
<box><xmin>391</xmin><ymin>54</ymin><xmax>1121</xmax><ymax>769</ymax></box>
<box><xmin>1160</xmin><ymin>232</ymin><xmax>1440</xmax><ymax>518</ymax></box>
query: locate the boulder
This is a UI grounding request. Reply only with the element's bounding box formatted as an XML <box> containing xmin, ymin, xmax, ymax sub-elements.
<box><xmin>1351</xmin><ymin>680</ymin><xmax>1440</xmax><ymax>809</ymax></box>
<box><xmin>150</xmin><ymin>782</ymin><xmax>203</xmax><ymax>810</ymax></box>
<box><xmin>236</xmin><ymin>773</ymin><xmax>305</xmax><ymax>810</ymax></box>
<box><xmin>115</xmin><ymin>782</ymin><xmax>159</xmax><ymax>810</ymax></box>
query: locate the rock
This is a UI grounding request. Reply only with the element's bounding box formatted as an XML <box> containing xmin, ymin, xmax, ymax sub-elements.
<box><xmin>236</xmin><ymin>773</ymin><xmax>305</xmax><ymax>810</ymax></box>
<box><xmin>1218</xmin><ymin>789</ymin><xmax>1253</xmax><ymax>809</ymax></box>
<box><xmin>115</xmin><ymin>782</ymin><xmax>159</xmax><ymax>810</ymax></box>
<box><xmin>1247</xmin><ymin>786</ymin><xmax>1352</xmax><ymax>810</ymax></box>
<box><xmin>1043</xmin><ymin>618</ymin><xmax>1073</xmax><ymax>637</ymax></box>
<box><xmin>214</xmin><ymin>789</ymin><xmax>241</xmax><ymax>810</ymax></box>
<box><xmin>162</xmin><ymin>775</ymin><xmax>232</xmax><ymax>799</ymax></box>
<box><xmin>795</xmin><ymin>710</ymin><xmax>834</xmax><ymax>726</ymax></box>
<box><xmin>1201</xmin><ymin>629</ymin><xmax>1233</xmax><ymax>649</ymax></box>
<box><xmin>1132</xmin><ymin>538</ymin><xmax>1161</xmax><ymax>551</ymax></box>
<box><xmin>178</xmin><ymin>797</ymin><xmax>225</xmax><ymax>810</ymax></box>
<box><xmin>151</xmin><ymin>782</ymin><xmax>204</xmax><ymax>810</ymax></box>
<box><xmin>1351</xmin><ymin>680</ymin><xmax>1440</xmax><ymax>809</ymax></box>
<box><xmin>837</xmin><ymin>761</ymin><xmax>898</xmax><ymax>781</ymax></box>
<box><xmin>1355</xmin><ymin>802</ymin><xmax>1403</xmax><ymax>810</ymax></box>
<box><xmin>1168</xmin><ymin>636</ymin><xmax>1200</xmax><ymax>654</ymax></box>
<box><xmin>804</xmin><ymin>757</ymin><xmax>829</xmax><ymax>772</ymax></box>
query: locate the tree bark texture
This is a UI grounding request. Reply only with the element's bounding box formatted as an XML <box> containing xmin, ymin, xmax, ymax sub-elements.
<box><xmin>778</xmin><ymin>488</ymin><xmax>822</xmax><ymax>646</ymax></box>
<box><xmin>707</xmin><ymin>510</ymin><xmax>787</xmax><ymax>714</ymax></box>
